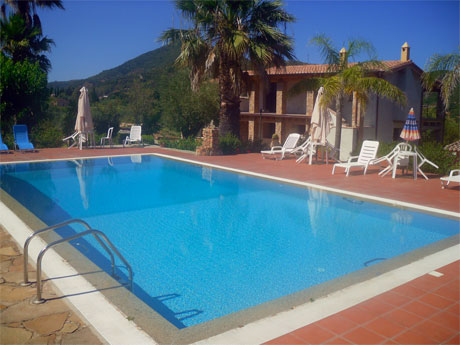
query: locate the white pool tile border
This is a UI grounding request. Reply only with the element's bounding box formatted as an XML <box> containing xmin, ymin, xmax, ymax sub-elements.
<box><xmin>1</xmin><ymin>152</ymin><xmax>459</xmax><ymax>345</ymax></box>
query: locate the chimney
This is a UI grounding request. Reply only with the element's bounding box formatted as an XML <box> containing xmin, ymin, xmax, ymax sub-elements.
<box><xmin>339</xmin><ymin>47</ymin><xmax>347</xmax><ymax>62</ymax></box>
<box><xmin>401</xmin><ymin>42</ymin><xmax>410</xmax><ymax>62</ymax></box>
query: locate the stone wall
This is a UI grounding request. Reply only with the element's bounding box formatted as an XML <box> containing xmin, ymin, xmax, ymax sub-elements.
<box><xmin>196</xmin><ymin>127</ymin><xmax>222</xmax><ymax>156</ymax></box>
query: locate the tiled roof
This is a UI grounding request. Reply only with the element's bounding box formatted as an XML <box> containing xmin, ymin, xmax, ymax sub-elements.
<box><xmin>246</xmin><ymin>60</ymin><xmax>418</xmax><ymax>76</ymax></box>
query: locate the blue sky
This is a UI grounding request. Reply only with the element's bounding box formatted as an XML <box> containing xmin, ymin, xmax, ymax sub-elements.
<box><xmin>39</xmin><ymin>0</ymin><xmax>459</xmax><ymax>82</ymax></box>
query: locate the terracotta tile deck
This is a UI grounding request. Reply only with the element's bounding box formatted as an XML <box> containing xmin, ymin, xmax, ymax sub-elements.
<box><xmin>265</xmin><ymin>261</ymin><xmax>460</xmax><ymax>345</ymax></box>
<box><xmin>1</xmin><ymin>146</ymin><xmax>459</xmax><ymax>344</ymax></box>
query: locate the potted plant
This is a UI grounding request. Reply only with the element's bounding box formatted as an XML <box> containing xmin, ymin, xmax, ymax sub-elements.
<box><xmin>271</xmin><ymin>133</ymin><xmax>280</xmax><ymax>148</ymax></box>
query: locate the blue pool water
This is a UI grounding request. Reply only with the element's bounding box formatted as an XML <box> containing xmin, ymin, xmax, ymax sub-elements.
<box><xmin>1</xmin><ymin>155</ymin><xmax>458</xmax><ymax>328</ymax></box>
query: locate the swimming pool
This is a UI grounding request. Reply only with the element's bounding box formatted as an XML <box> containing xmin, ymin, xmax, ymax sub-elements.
<box><xmin>1</xmin><ymin>155</ymin><xmax>458</xmax><ymax>330</ymax></box>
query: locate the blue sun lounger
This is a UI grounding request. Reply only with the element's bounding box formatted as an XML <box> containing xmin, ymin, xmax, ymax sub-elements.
<box><xmin>13</xmin><ymin>125</ymin><xmax>36</xmax><ymax>151</ymax></box>
<box><xmin>0</xmin><ymin>132</ymin><xmax>10</xmax><ymax>153</ymax></box>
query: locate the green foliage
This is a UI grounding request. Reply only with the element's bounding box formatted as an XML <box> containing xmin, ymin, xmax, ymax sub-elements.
<box><xmin>0</xmin><ymin>55</ymin><xmax>49</xmax><ymax>132</ymax></box>
<box><xmin>126</xmin><ymin>78</ymin><xmax>160</xmax><ymax>134</ymax></box>
<box><xmin>159</xmin><ymin>137</ymin><xmax>202</xmax><ymax>151</ymax></box>
<box><xmin>91</xmin><ymin>99</ymin><xmax>122</xmax><ymax>135</ymax></box>
<box><xmin>141</xmin><ymin>134</ymin><xmax>155</xmax><ymax>145</ymax></box>
<box><xmin>418</xmin><ymin>141</ymin><xmax>457</xmax><ymax>175</ymax></box>
<box><xmin>161</xmin><ymin>0</ymin><xmax>295</xmax><ymax>136</ymax></box>
<box><xmin>158</xmin><ymin>67</ymin><xmax>219</xmax><ymax>137</ymax></box>
<box><xmin>444</xmin><ymin>115</ymin><xmax>460</xmax><ymax>145</ymax></box>
<box><xmin>240</xmin><ymin>139</ymin><xmax>265</xmax><ymax>153</ymax></box>
<box><xmin>0</xmin><ymin>13</ymin><xmax>54</xmax><ymax>72</ymax></box>
<box><xmin>219</xmin><ymin>133</ymin><xmax>242</xmax><ymax>155</ymax></box>
<box><xmin>30</xmin><ymin>119</ymin><xmax>64</xmax><ymax>148</ymax></box>
<box><xmin>373</xmin><ymin>140</ymin><xmax>457</xmax><ymax>176</ymax></box>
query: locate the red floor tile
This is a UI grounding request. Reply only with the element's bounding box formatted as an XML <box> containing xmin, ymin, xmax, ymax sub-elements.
<box><xmin>356</xmin><ymin>298</ymin><xmax>394</xmax><ymax>316</ymax></box>
<box><xmin>444</xmin><ymin>333</ymin><xmax>460</xmax><ymax>345</ymax></box>
<box><xmin>433</xmin><ymin>284</ymin><xmax>460</xmax><ymax>301</ymax></box>
<box><xmin>342</xmin><ymin>327</ymin><xmax>385</xmax><ymax>345</ymax></box>
<box><xmin>402</xmin><ymin>300</ymin><xmax>439</xmax><ymax>318</ymax></box>
<box><xmin>393</xmin><ymin>330</ymin><xmax>438</xmax><ymax>344</ymax></box>
<box><xmin>314</xmin><ymin>314</ymin><xmax>357</xmax><ymax>335</ymax></box>
<box><xmin>429</xmin><ymin>311</ymin><xmax>460</xmax><ymax>331</ymax></box>
<box><xmin>445</xmin><ymin>303</ymin><xmax>460</xmax><ymax>316</ymax></box>
<box><xmin>411</xmin><ymin>319</ymin><xmax>458</xmax><ymax>344</ymax></box>
<box><xmin>408</xmin><ymin>274</ymin><xmax>446</xmax><ymax>292</ymax></box>
<box><xmin>338</xmin><ymin>307</ymin><xmax>377</xmax><ymax>325</ymax></box>
<box><xmin>419</xmin><ymin>293</ymin><xmax>456</xmax><ymax>310</ymax></box>
<box><xmin>383</xmin><ymin>309</ymin><xmax>424</xmax><ymax>328</ymax></box>
<box><xmin>392</xmin><ymin>284</ymin><xmax>426</xmax><ymax>299</ymax></box>
<box><xmin>365</xmin><ymin>317</ymin><xmax>405</xmax><ymax>338</ymax></box>
<box><xmin>322</xmin><ymin>336</ymin><xmax>354</xmax><ymax>344</ymax></box>
<box><xmin>377</xmin><ymin>291</ymin><xmax>412</xmax><ymax>307</ymax></box>
<box><xmin>291</xmin><ymin>324</ymin><xmax>335</xmax><ymax>344</ymax></box>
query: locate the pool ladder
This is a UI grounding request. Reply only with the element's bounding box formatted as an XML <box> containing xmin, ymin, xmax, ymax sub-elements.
<box><xmin>21</xmin><ymin>219</ymin><xmax>133</xmax><ymax>304</ymax></box>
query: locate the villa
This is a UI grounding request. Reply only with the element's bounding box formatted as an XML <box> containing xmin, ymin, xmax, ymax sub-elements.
<box><xmin>240</xmin><ymin>43</ymin><xmax>445</xmax><ymax>159</ymax></box>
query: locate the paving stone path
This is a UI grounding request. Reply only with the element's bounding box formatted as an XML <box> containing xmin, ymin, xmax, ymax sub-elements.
<box><xmin>0</xmin><ymin>227</ymin><xmax>105</xmax><ymax>345</ymax></box>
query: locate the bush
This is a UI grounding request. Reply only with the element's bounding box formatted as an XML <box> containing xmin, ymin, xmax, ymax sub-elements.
<box><xmin>142</xmin><ymin>135</ymin><xmax>155</xmax><ymax>145</ymax></box>
<box><xmin>418</xmin><ymin>141</ymin><xmax>458</xmax><ymax>175</ymax></box>
<box><xmin>366</xmin><ymin>140</ymin><xmax>457</xmax><ymax>176</ymax></box>
<box><xmin>30</xmin><ymin>120</ymin><xmax>64</xmax><ymax>148</ymax></box>
<box><xmin>159</xmin><ymin>137</ymin><xmax>201</xmax><ymax>151</ymax></box>
<box><xmin>240</xmin><ymin>139</ymin><xmax>266</xmax><ymax>153</ymax></box>
<box><xmin>219</xmin><ymin>133</ymin><xmax>241</xmax><ymax>155</ymax></box>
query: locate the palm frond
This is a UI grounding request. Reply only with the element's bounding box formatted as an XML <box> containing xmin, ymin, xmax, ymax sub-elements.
<box><xmin>287</xmin><ymin>78</ymin><xmax>323</xmax><ymax>97</ymax></box>
<box><xmin>356</xmin><ymin>77</ymin><xmax>407</xmax><ymax>107</ymax></box>
<box><xmin>310</xmin><ymin>33</ymin><xmax>339</xmax><ymax>69</ymax></box>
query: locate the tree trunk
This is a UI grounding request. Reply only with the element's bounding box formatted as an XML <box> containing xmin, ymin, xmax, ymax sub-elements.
<box><xmin>218</xmin><ymin>56</ymin><xmax>241</xmax><ymax>137</ymax></box>
<box><xmin>334</xmin><ymin>94</ymin><xmax>343</xmax><ymax>150</ymax></box>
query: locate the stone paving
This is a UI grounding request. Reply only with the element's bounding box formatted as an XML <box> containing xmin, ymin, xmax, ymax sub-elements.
<box><xmin>0</xmin><ymin>226</ymin><xmax>104</xmax><ymax>345</ymax></box>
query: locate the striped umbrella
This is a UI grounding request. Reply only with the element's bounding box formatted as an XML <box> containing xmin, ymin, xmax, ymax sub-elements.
<box><xmin>400</xmin><ymin>108</ymin><xmax>421</xmax><ymax>141</ymax></box>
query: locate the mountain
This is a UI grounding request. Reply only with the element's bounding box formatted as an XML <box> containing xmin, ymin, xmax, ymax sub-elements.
<box><xmin>48</xmin><ymin>44</ymin><xmax>181</xmax><ymax>92</ymax></box>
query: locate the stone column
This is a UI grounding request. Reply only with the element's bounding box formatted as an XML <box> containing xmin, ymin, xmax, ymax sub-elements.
<box><xmin>196</xmin><ymin>126</ymin><xmax>222</xmax><ymax>156</ymax></box>
<box><xmin>249</xmin><ymin>80</ymin><xmax>260</xmax><ymax>113</ymax></box>
<box><xmin>275</xmin><ymin>120</ymin><xmax>282</xmax><ymax>142</ymax></box>
<box><xmin>248</xmin><ymin>119</ymin><xmax>255</xmax><ymax>141</ymax></box>
<box><xmin>306</xmin><ymin>91</ymin><xmax>314</xmax><ymax>116</ymax></box>
<box><xmin>276</xmin><ymin>82</ymin><xmax>287</xmax><ymax>114</ymax></box>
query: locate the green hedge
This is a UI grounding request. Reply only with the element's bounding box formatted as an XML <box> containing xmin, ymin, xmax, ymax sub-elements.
<box><xmin>159</xmin><ymin>137</ymin><xmax>201</xmax><ymax>151</ymax></box>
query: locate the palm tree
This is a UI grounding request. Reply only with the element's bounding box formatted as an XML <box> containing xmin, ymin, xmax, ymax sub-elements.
<box><xmin>160</xmin><ymin>0</ymin><xmax>295</xmax><ymax>137</ymax></box>
<box><xmin>290</xmin><ymin>35</ymin><xmax>406</xmax><ymax>149</ymax></box>
<box><xmin>1</xmin><ymin>0</ymin><xmax>64</xmax><ymax>31</ymax></box>
<box><xmin>422</xmin><ymin>49</ymin><xmax>460</xmax><ymax>112</ymax></box>
<box><xmin>1</xmin><ymin>13</ymin><xmax>54</xmax><ymax>72</ymax></box>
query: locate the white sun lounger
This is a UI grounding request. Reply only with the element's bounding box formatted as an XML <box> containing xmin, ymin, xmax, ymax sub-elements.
<box><xmin>441</xmin><ymin>169</ymin><xmax>460</xmax><ymax>189</ymax></box>
<box><xmin>123</xmin><ymin>126</ymin><xmax>143</xmax><ymax>147</ymax></box>
<box><xmin>261</xmin><ymin>133</ymin><xmax>301</xmax><ymax>160</ymax></box>
<box><xmin>332</xmin><ymin>140</ymin><xmax>379</xmax><ymax>176</ymax></box>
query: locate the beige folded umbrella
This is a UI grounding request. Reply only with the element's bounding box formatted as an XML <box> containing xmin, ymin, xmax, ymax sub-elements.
<box><xmin>75</xmin><ymin>87</ymin><xmax>94</xmax><ymax>150</ymax></box>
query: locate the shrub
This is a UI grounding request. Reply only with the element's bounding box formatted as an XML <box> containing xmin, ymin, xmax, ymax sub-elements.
<box><xmin>141</xmin><ymin>135</ymin><xmax>155</xmax><ymax>145</ymax></box>
<box><xmin>240</xmin><ymin>139</ymin><xmax>266</xmax><ymax>153</ymax></box>
<box><xmin>418</xmin><ymin>141</ymin><xmax>458</xmax><ymax>175</ymax></box>
<box><xmin>30</xmin><ymin>120</ymin><xmax>64</xmax><ymax>148</ymax></box>
<box><xmin>159</xmin><ymin>137</ymin><xmax>201</xmax><ymax>151</ymax></box>
<box><xmin>219</xmin><ymin>133</ymin><xmax>242</xmax><ymax>155</ymax></box>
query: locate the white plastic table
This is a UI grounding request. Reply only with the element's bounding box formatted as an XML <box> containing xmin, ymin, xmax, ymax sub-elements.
<box><xmin>392</xmin><ymin>151</ymin><xmax>417</xmax><ymax>180</ymax></box>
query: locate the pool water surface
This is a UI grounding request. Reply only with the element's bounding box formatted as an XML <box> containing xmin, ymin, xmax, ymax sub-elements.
<box><xmin>0</xmin><ymin>155</ymin><xmax>458</xmax><ymax>328</ymax></box>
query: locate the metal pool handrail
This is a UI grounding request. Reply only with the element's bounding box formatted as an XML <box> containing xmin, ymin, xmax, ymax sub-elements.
<box><xmin>21</xmin><ymin>219</ymin><xmax>133</xmax><ymax>304</ymax></box>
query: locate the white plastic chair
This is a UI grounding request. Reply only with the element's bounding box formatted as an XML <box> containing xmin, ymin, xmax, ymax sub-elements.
<box><xmin>261</xmin><ymin>133</ymin><xmax>301</xmax><ymax>160</ymax></box>
<box><xmin>372</xmin><ymin>143</ymin><xmax>411</xmax><ymax>177</ymax></box>
<box><xmin>441</xmin><ymin>169</ymin><xmax>460</xmax><ymax>189</ymax></box>
<box><xmin>100</xmin><ymin>127</ymin><xmax>114</xmax><ymax>148</ymax></box>
<box><xmin>415</xmin><ymin>147</ymin><xmax>439</xmax><ymax>180</ymax></box>
<box><xmin>332</xmin><ymin>140</ymin><xmax>379</xmax><ymax>176</ymax></box>
<box><xmin>123</xmin><ymin>126</ymin><xmax>143</xmax><ymax>147</ymax></box>
<box><xmin>63</xmin><ymin>132</ymin><xmax>80</xmax><ymax>149</ymax></box>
